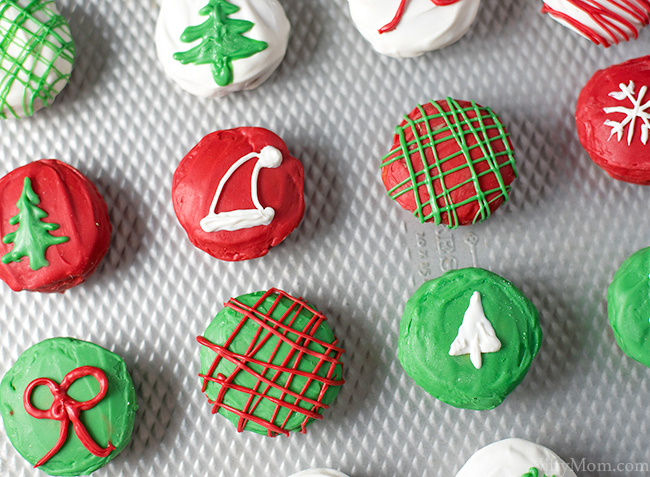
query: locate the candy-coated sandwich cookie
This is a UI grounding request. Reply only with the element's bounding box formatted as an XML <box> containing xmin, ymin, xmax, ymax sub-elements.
<box><xmin>0</xmin><ymin>160</ymin><xmax>111</xmax><ymax>292</ymax></box>
<box><xmin>607</xmin><ymin>246</ymin><xmax>650</xmax><ymax>368</ymax></box>
<box><xmin>348</xmin><ymin>0</ymin><xmax>480</xmax><ymax>58</ymax></box>
<box><xmin>542</xmin><ymin>0</ymin><xmax>650</xmax><ymax>48</ymax></box>
<box><xmin>576</xmin><ymin>56</ymin><xmax>650</xmax><ymax>184</ymax></box>
<box><xmin>456</xmin><ymin>438</ymin><xmax>576</xmax><ymax>477</ymax></box>
<box><xmin>381</xmin><ymin>98</ymin><xmax>517</xmax><ymax>228</ymax></box>
<box><xmin>197</xmin><ymin>288</ymin><xmax>344</xmax><ymax>436</ymax></box>
<box><xmin>155</xmin><ymin>0</ymin><xmax>290</xmax><ymax>97</ymax></box>
<box><xmin>172</xmin><ymin>127</ymin><xmax>304</xmax><ymax>261</ymax></box>
<box><xmin>398</xmin><ymin>268</ymin><xmax>541</xmax><ymax>410</ymax></box>
<box><xmin>0</xmin><ymin>337</ymin><xmax>138</xmax><ymax>476</ymax></box>
<box><xmin>0</xmin><ymin>0</ymin><xmax>75</xmax><ymax>118</ymax></box>
<box><xmin>288</xmin><ymin>470</ymin><xmax>349</xmax><ymax>477</ymax></box>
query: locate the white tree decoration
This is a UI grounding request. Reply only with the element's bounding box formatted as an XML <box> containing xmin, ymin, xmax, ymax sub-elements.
<box><xmin>449</xmin><ymin>291</ymin><xmax>501</xmax><ymax>369</ymax></box>
<box><xmin>603</xmin><ymin>81</ymin><xmax>650</xmax><ymax>146</ymax></box>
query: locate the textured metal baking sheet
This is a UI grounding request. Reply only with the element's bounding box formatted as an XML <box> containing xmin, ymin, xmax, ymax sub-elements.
<box><xmin>2</xmin><ymin>0</ymin><xmax>650</xmax><ymax>475</ymax></box>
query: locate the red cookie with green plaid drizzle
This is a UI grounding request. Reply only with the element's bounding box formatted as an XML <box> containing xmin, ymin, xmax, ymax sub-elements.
<box><xmin>381</xmin><ymin>98</ymin><xmax>517</xmax><ymax>228</ymax></box>
<box><xmin>197</xmin><ymin>288</ymin><xmax>344</xmax><ymax>437</ymax></box>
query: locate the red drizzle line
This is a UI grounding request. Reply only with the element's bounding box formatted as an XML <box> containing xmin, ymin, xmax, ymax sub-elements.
<box><xmin>197</xmin><ymin>288</ymin><xmax>345</xmax><ymax>437</ymax></box>
<box><xmin>23</xmin><ymin>366</ymin><xmax>115</xmax><ymax>468</ymax></box>
<box><xmin>379</xmin><ymin>0</ymin><xmax>461</xmax><ymax>34</ymax></box>
<box><xmin>541</xmin><ymin>0</ymin><xmax>650</xmax><ymax>47</ymax></box>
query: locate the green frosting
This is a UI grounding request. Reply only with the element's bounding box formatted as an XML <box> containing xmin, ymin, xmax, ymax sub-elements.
<box><xmin>0</xmin><ymin>337</ymin><xmax>138</xmax><ymax>476</ymax></box>
<box><xmin>173</xmin><ymin>0</ymin><xmax>268</xmax><ymax>87</ymax></box>
<box><xmin>522</xmin><ymin>468</ymin><xmax>555</xmax><ymax>477</ymax></box>
<box><xmin>200</xmin><ymin>290</ymin><xmax>343</xmax><ymax>436</ymax></box>
<box><xmin>607</xmin><ymin>247</ymin><xmax>650</xmax><ymax>368</ymax></box>
<box><xmin>398</xmin><ymin>267</ymin><xmax>542</xmax><ymax>410</ymax></box>
<box><xmin>2</xmin><ymin>177</ymin><xmax>69</xmax><ymax>270</ymax></box>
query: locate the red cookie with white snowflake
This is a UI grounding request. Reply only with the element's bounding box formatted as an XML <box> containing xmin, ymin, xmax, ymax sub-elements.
<box><xmin>576</xmin><ymin>56</ymin><xmax>650</xmax><ymax>184</ymax></box>
<box><xmin>172</xmin><ymin>127</ymin><xmax>304</xmax><ymax>261</ymax></box>
<box><xmin>381</xmin><ymin>98</ymin><xmax>517</xmax><ymax>228</ymax></box>
<box><xmin>0</xmin><ymin>160</ymin><xmax>111</xmax><ymax>292</ymax></box>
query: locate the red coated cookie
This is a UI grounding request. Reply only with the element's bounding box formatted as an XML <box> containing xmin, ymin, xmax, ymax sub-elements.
<box><xmin>381</xmin><ymin>98</ymin><xmax>517</xmax><ymax>228</ymax></box>
<box><xmin>576</xmin><ymin>56</ymin><xmax>650</xmax><ymax>184</ymax></box>
<box><xmin>0</xmin><ymin>160</ymin><xmax>111</xmax><ymax>292</ymax></box>
<box><xmin>172</xmin><ymin>128</ymin><xmax>304</xmax><ymax>261</ymax></box>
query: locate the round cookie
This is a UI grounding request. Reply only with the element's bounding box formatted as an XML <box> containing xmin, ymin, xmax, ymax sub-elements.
<box><xmin>288</xmin><ymin>470</ymin><xmax>349</xmax><ymax>477</ymax></box>
<box><xmin>607</xmin><ymin>246</ymin><xmax>650</xmax><ymax>368</ymax></box>
<box><xmin>541</xmin><ymin>0</ymin><xmax>650</xmax><ymax>48</ymax></box>
<box><xmin>381</xmin><ymin>98</ymin><xmax>517</xmax><ymax>228</ymax></box>
<box><xmin>456</xmin><ymin>438</ymin><xmax>576</xmax><ymax>477</ymax></box>
<box><xmin>155</xmin><ymin>0</ymin><xmax>290</xmax><ymax>97</ymax></box>
<box><xmin>0</xmin><ymin>159</ymin><xmax>111</xmax><ymax>292</ymax></box>
<box><xmin>576</xmin><ymin>56</ymin><xmax>650</xmax><ymax>184</ymax></box>
<box><xmin>197</xmin><ymin>288</ymin><xmax>344</xmax><ymax>436</ymax></box>
<box><xmin>172</xmin><ymin>127</ymin><xmax>304</xmax><ymax>261</ymax></box>
<box><xmin>0</xmin><ymin>337</ymin><xmax>138</xmax><ymax>476</ymax></box>
<box><xmin>348</xmin><ymin>0</ymin><xmax>481</xmax><ymax>58</ymax></box>
<box><xmin>0</xmin><ymin>0</ymin><xmax>75</xmax><ymax>119</ymax></box>
<box><xmin>398</xmin><ymin>267</ymin><xmax>542</xmax><ymax>410</ymax></box>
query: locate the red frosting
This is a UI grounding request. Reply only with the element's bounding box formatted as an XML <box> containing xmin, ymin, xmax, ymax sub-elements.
<box><xmin>576</xmin><ymin>56</ymin><xmax>650</xmax><ymax>184</ymax></box>
<box><xmin>379</xmin><ymin>0</ymin><xmax>462</xmax><ymax>33</ymax></box>
<box><xmin>381</xmin><ymin>99</ymin><xmax>516</xmax><ymax>227</ymax></box>
<box><xmin>0</xmin><ymin>160</ymin><xmax>111</xmax><ymax>292</ymax></box>
<box><xmin>172</xmin><ymin>128</ymin><xmax>304</xmax><ymax>261</ymax></box>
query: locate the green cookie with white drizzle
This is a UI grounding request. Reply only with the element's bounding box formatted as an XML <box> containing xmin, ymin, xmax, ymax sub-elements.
<box><xmin>398</xmin><ymin>267</ymin><xmax>542</xmax><ymax>410</ymax></box>
<box><xmin>607</xmin><ymin>246</ymin><xmax>650</xmax><ymax>368</ymax></box>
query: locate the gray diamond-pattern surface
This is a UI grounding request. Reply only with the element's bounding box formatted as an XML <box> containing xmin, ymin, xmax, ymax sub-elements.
<box><xmin>1</xmin><ymin>0</ymin><xmax>650</xmax><ymax>475</ymax></box>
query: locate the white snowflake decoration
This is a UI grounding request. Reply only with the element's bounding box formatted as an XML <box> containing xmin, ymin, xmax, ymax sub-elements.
<box><xmin>603</xmin><ymin>81</ymin><xmax>650</xmax><ymax>146</ymax></box>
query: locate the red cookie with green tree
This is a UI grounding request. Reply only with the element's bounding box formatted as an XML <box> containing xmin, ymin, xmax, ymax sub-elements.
<box><xmin>0</xmin><ymin>160</ymin><xmax>111</xmax><ymax>292</ymax></box>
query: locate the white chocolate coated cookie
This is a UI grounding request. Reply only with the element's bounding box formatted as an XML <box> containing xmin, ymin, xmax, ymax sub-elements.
<box><xmin>155</xmin><ymin>0</ymin><xmax>290</xmax><ymax>97</ymax></box>
<box><xmin>288</xmin><ymin>469</ymin><xmax>349</xmax><ymax>477</ymax></box>
<box><xmin>541</xmin><ymin>0</ymin><xmax>650</xmax><ymax>47</ymax></box>
<box><xmin>347</xmin><ymin>0</ymin><xmax>480</xmax><ymax>58</ymax></box>
<box><xmin>456</xmin><ymin>438</ymin><xmax>577</xmax><ymax>477</ymax></box>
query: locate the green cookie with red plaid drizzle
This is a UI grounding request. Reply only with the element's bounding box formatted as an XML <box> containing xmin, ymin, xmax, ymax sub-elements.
<box><xmin>381</xmin><ymin>98</ymin><xmax>517</xmax><ymax>228</ymax></box>
<box><xmin>197</xmin><ymin>289</ymin><xmax>344</xmax><ymax>436</ymax></box>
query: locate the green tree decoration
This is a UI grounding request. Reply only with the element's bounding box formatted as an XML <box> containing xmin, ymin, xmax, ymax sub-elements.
<box><xmin>2</xmin><ymin>177</ymin><xmax>69</xmax><ymax>270</ymax></box>
<box><xmin>173</xmin><ymin>0</ymin><xmax>268</xmax><ymax>87</ymax></box>
<box><xmin>522</xmin><ymin>467</ymin><xmax>556</xmax><ymax>477</ymax></box>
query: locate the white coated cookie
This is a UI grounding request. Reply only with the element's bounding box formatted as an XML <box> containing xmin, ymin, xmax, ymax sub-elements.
<box><xmin>288</xmin><ymin>470</ymin><xmax>349</xmax><ymax>477</ymax></box>
<box><xmin>347</xmin><ymin>0</ymin><xmax>480</xmax><ymax>58</ymax></box>
<box><xmin>455</xmin><ymin>438</ymin><xmax>577</xmax><ymax>477</ymax></box>
<box><xmin>0</xmin><ymin>0</ymin><xmax>75</xmax><ymax>119</ymax></box>
<box><xmin>155</xmin><ymin>0</ymin><xmax>290</xmax><ymax>97</ymax></box>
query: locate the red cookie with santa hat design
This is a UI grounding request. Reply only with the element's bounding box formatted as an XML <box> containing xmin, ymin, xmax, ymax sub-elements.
<box><xmin>576</xmin><ymin>56</ymin><xmax>650</xmax><ymax>184</ymax></box>
<box><xmin>0</xmin><ymin>160</ymin><xmax>111</xmax><ymax>293</ymax></box>
<box><xmin>172</xmin><ymin>127</ymin><xmax>304</xmax><ymax>261</ymax></box>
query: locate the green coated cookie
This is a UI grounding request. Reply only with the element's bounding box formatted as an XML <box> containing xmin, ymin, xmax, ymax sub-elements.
<box><xmin>398</xmin><ymin>267</ymin><xmax>542</xmax><ymax>410</ymax></box>
<box><xmin>0</xmin><ymin>337</ymin><xmax>137</xmax><ymax>476</ymax></box>
<box><xmin>607</xmin><ymin>247</ymin><xmax>650</xmax><ymax>368</ymax></box>
<box><xmin>198</xmin><ymin>288</ymin><xmax>344</xmax><ymax>437</ymax></box>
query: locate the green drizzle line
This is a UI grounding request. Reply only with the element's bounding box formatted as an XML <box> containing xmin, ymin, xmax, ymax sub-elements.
<box><xmin>380</xmin><ymin>98</ymin><xmax>517</xmax><ymax>228</ymax></box>
<box><xmin>522</xmin><ymin>467</ymin><xmax>556</xmax><ymax>477</ymax></box>
<box><xmin>173</xmin><ymin>0</ymin><xmax>268</xmax><ymax>87</ymax></box>
<box><xmin>0</xmin><ymin>0</ymin><xmax>75</xmax><ymax>119</ymax></box>
<box><xmin>2</xmin><ymin>177</ymin><xmax>69</xmax><ymax>270</ymax></box>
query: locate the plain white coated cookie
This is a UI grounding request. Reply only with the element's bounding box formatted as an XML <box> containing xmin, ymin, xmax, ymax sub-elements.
<box><xmin>155</xmin><ymin>0</ymin><xmax>290</xmax><ymax>97</ymax></box>
<box><xmin>288</xmin><ymin>469</ymin><xmax>350</xmax><ymax>477</ymax></box>
<box><xmin>348</xmin><ymin>0</ymin><xmax>481</xmax><ymax>58</ymax></box>
<box><xmin>455</xmin><ymin>438</ymin><xmax>577</xmax><ymax>477</ymax></box>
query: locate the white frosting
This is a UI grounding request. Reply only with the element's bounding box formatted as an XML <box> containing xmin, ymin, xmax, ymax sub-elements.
<box><xmin>155</xmin><ymin>0</ymin><xmax>290</xmax><ymax>97</ymax></box>
<box><xmin>0</xmin><ymin>0</ymin><xmax>74</xmax><ymax>118</ymax></box>
<box><xmin>456</xmin><ymin>438</ymin><xmax>577</xmax><ymax>477</ymax></box>
<box><xmin>287</xmin><ymin>469</ymin><xmax>349</xmax><ymax>477</ymax></box>
<box><xmin>347</xmin><ymin>0</ymin><xmax>481</xmax><ymax>58</ymax></box>
<box><xmin>449</xmin><ymin>291</ymin><xmax>501</xmax><ymax>369</ymax></box>
<box><xmin>200</xmin><ymin>145</ymin><xmax>282</xmax><ymax>232</ymax></box>
<box><xmin>543</xmin><ymin>0</ymin><xmax>650</xmax><ymax>46</ymax></box>
<box><xmin>604</xmin><ymin>80</ymin><xmax>650</xmax><ymax>145</ymax></box>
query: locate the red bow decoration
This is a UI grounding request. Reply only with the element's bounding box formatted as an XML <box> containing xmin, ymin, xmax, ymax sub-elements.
<box><xmin>379</xmin><ymin>0</ymin><xmax>461</xmax><ymax>34</ymax></box>
<box><xmin>23</xmin><ymin>366</ymin><xmax>115</xmax><ymax>468</ymax></box>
